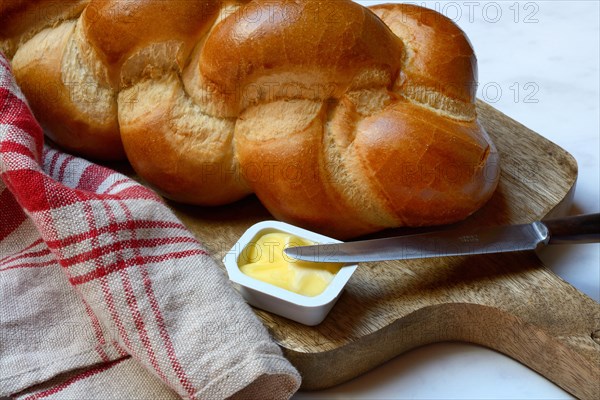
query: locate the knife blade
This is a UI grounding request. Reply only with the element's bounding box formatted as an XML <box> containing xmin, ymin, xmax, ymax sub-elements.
<box><xmin>284</xmin><ymin>214</ymin><xmax>600</xmax><ymax>263</ymax></box>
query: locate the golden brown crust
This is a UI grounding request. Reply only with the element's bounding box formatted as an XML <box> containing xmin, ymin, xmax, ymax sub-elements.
<box><xmin>235</xmin><ymin>99</ymin><xmax>380</xmax><ymax>238</ymax></box>
<box><xmin>0</xmin><ymin>0</ymin><xmax>89</xmax><ymax>58</ymax></box>
<box><xmin>2</xmin><ymin>0</ymin><xmax>500</xmax><ymax>238</ymax></box>
<box><xmin>370</xmin><ymin>3</ymin><xmax>477</xmax><ymax>104</ymax></box>
<box><xmin>82</xmin><ymin>0</ymin><xmax>222</xmax><ymax>87</ymax></box>
<box><xmin>118</xmin><ymin>72</ymin><xmax>251</xmax><ymax>205</ymax></box>
<box><xmin>11</xmin><ymin>19</ymin><xmax>123</xmax><ymax>160</ymax></box>
<box><xmin>200</xmin><ymin>0</ymin><xmax>403</xmax><ymax>102</ymax></box>
<box><xmin>355</xmin><ymin>99</ymin><xmax>498</xmax><ymax>227</ymax></box>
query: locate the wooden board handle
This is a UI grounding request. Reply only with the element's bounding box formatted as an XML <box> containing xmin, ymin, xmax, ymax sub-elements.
<box><xmin>544</xmin><ymin>213</ymin><xmax>600</xmax><ymax>244</ymax></box>
<box><xmin>282</xmin><ymin>252</ymin><xmax>600</xmax><ymax>400</ymax></box>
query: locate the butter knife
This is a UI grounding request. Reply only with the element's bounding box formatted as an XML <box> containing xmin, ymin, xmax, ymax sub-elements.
<box><xmin>284</xmin><ymin>214</ymin><xmax>600</xmax><ymax>263</ymax></box>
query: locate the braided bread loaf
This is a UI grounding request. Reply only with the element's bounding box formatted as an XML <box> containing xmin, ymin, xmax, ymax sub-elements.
<box><xmin>1</xmin><ymin>0</ymin><xmax>499</xmax><ymax>239</ymax></box>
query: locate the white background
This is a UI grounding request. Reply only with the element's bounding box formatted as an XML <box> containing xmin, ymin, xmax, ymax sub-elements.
<box><xmin>295</xmin><ymin>1</ymin><xmax>599</xmax><ymax>398</ymax></box>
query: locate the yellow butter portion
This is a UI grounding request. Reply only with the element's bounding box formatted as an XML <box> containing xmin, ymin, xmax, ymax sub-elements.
<box><xmin>238</xmin><ymin>232</ymin><xmax>343</xmax><ymax>297</ymax></box>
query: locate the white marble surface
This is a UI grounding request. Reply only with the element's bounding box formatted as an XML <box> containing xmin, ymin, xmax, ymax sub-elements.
<box><xmin>294</xmin><ymin>1</ymin><xmax>599</xmax><ymax>398</ymax></box>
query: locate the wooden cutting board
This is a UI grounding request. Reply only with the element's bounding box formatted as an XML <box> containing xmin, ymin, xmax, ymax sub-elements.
<box><xmin>165</xmin><ymin>101</ymin><xmax>598</xmax><ymax>399</ymax></box>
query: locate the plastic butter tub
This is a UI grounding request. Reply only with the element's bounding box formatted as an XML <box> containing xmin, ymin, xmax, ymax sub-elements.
<box><xmin>223</xmin><ymin>221</ymin><xmax>358</xmax><ymax>326</ymax></box>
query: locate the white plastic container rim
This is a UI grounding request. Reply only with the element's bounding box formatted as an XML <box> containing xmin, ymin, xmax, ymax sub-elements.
<box><xmin>223</xmin><ymin>220</ymin><xmax>358</xmax><ymax>314</ymax></box>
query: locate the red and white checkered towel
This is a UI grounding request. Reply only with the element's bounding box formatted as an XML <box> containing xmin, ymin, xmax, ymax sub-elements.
<box><xmin>0</xmin><ymin>54</ymin><xmax>300</xmax><ymax>399</ymax></box>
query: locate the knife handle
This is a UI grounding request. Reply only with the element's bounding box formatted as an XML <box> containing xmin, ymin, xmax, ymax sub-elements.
<box><xmin>543</xmin><ymin>213</ymin><xmax>600</xmax><ymax>244</ymax></box>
